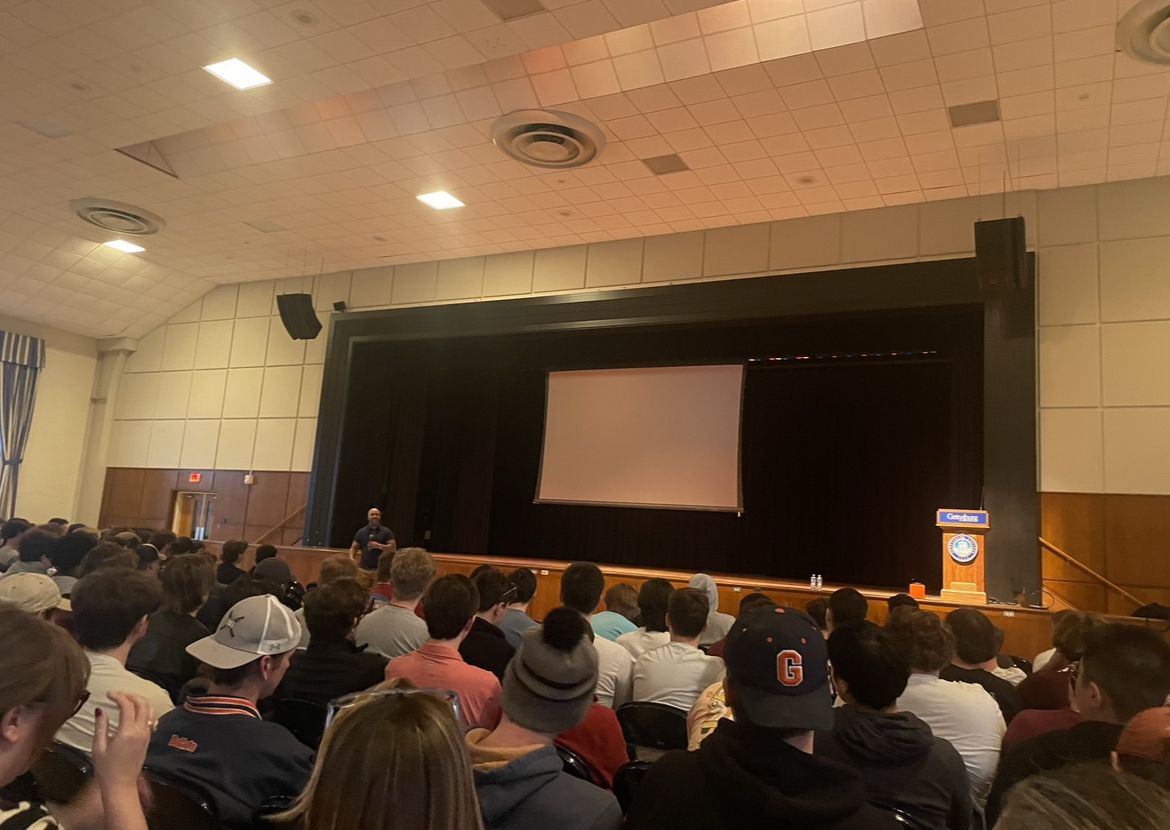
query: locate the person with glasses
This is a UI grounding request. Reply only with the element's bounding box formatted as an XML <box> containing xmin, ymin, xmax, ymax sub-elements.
<box><xmin>277</xmin><ymin>579</ymin><xmax>387</xmax><ymax>706</ymax></box>
<box><xmin>273</xmin><ymin>680</ymin><xmax>482</xmax><ymax>830</ymax></box>
<box><xmin>985</xmin><ymin>624</ymin><xmax>1170</xmax><ymax>826</ymax></box>
<box><xmin>55</xmin><ymin>569</ymin><xmax>174</xmax><ymax>755</ymax></box>
<box><xmin>459</xmin><ymin>570</ymin><xmax>518</xmax><ymax>682</ymax></box>
<box><xmin>146</xmin><ymin>595</ymin><xmax>314</xmax><ymax>830</ymax></box>
<box><xmin>0</xmin><ymin>606</ymin><xmax>153</xmax><ymax>830</ymax></box>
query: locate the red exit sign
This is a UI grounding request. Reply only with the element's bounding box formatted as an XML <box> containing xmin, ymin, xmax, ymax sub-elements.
<box><xmin>188</xmin><ymin>473</ymin><xmax>202</xmax><ymax>483</ymax></box>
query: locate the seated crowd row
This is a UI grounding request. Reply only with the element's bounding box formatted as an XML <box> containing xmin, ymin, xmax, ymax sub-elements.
<box><xmin>0</xmin><ymin>520</ymin><xmax>1168</xmax><ymax>830</ymax></box>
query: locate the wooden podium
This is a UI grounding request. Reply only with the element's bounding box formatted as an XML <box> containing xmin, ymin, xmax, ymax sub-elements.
<box><xmin>936</xmin><ymin>509</ymin><xmax>989</xmax><ymax>604</ymax></box>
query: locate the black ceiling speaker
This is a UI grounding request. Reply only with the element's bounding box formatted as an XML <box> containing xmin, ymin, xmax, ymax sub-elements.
<box><xmin>975</xmin><ymin>216</ymin><xmax>1028</xmax><ymax>292</ymax></box>
<box><xmin>276</xmin><ymin>293</ymin><xmax>322</xmax><ymax>340</ymax></box>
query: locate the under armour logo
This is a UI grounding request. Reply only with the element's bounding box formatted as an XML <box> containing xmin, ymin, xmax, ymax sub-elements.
<box><xmin>221</xmin><ymin>612</ymin><xmax>245</xmax><ymax>638</ymax></box>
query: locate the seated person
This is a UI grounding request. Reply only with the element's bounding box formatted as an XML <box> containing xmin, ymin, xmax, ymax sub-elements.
<box><xmin>589</xmin><ymin>583</ymin><xmax>639</xmax><ymax>642</ymax></box>
<box><xmin>631</xmin><ymin>587</ymin><xmax>725</xmax><ymax>712</ymax></box>
<box><xmin>939</xmin><ymin>608</ymin><xmax>1022</xmax><ymax>724</ymax></box>
<box><xmin>270</xmin><ymin>679</ymin><xmax>482</xmax><ymax>830</ymax></box>
<box><xmin>805</xmin><ymin>596</ymin><xmax>829</xmax><ymax>637</ymax></box>
<box><xmin>0</xmin><ymin>572</ymin><xmax>71</xmax><ymax>619</ymax></box>
<box><xmin>985</xmin><ymin>624</ymin><xmax>1170</xmax><ymax>825</ymax></box>
<box><xmin>887</xmin><ymin>593</ymin><xmax>920</xmax><ymax>614</ymax></box>
<box><xmin>499</xmin><ymin>567</ymin><xmax>539</xmax><ymax>649</ymax></box>
<box><xmin>295</xmin><ymin>554</ymin><xmax>359</xmax><ymax>649</ymax></box>
<box><xmin>127</xmin><ymin>555</ymin><xmax>215</xmax><ymax>701</ymax></box>
<box><xmin>1113</xmin><ymin>706</ymin><xmax>1170</xmax><ymax>792</ymax></box>
<box><xmin>147</xmin><ymin>595</ymin><xmax>314</xmax><ymax>830</ymax></box>
<box><xmin>216</xmin><ymin>539</ymin><xmax>249</xmax><ymax>585</ymax></box>
<box><xmin>885</xmin><ymin>609</ymin><xmax>1004</xmax><ymax>807</ymax></box>
<box><xmin>688</xmin><ymin>574</ymin><xmax>734</xmax><ymax>647</ymax></box>
<box><xmin>355</xmin><ymin>547</ymin><xmax>434</xmax><ymax>659</ymax></box>
<box><xmin>48</xmin><ymin>531</ymin><xmax>93</xmax><ymax>596</ymax></box>
<box><xmin>56</xmin><ymin>570</ymin><xmax>174</xmax><ymax>754</ymax></box>
<box><xmin>459</xmin><ymin>569</ymin><xmax>517</xmax><ymax>681</ymax></box>
<box><xmin>826</xmin><ymin>587</ymin><xmax>868</xmax><ymax>632</ymax></box>
<box><xmin>561</xmin><ymin>562</ymin><xmax>633</xmax><ymax>708</ymax></box>
<box><xmin>367</xmin><ymin>547</ymin><xmax>396</xmax><ymax>609</ymax></box>
<box><xmin>556</xmin><ymin>698</ymin><xmax>629</xmax><ymax>790</ymax></box>
<box><xmin>0</xmin><ymin>528</ymin><xmax>54</xmax><ymax>579</ymax></box>
<box><xmin>707</xmin><ymin>592</ymin><xmax>775</xmax><ymax>658</ymax></box>
<box><xmin>384</xmin><ymin>574</ymin><xmax>501</xmax><ymax>729</ymax></box>
<box><xmin>0</xmin><ymin>518</ymin><xmax>29</xmax><ymax>570</ymax></box>
<box><xmin>996</xmin><ymin>763</ymin><xmax>1170</xmax><ymax>830</ymax></box>
<box><xmin>625</xmin><ymin>606</ymin><xmax>901</xmax><ymax>830</ymax></box>
<box><xmin>616</xmin><ymin>579</ymin><xmax>673</xmax><ymax>659</ymax></box>
<box><xmin>466</xmin><ymin>608</ymin><xmax>621</xmax><ymax>830</ymax></box>
<box><xmin>252</xmin><ymin>544</ymin><xmax>292</xmax><ymax>584</ymax></box>
<box><xmin>815</xmin><ymin>621</ymin><xmax>972</xmax><ymax>830</ymax></box>
<box><xmin>278</xmin><ymin>578</ymin><xmax>387</xmax><ymax>705</ymax></box>
<box><xmin>196</xmin><ymin>572</ymin><xmax>282</xmax><ymax>632</ymax></box>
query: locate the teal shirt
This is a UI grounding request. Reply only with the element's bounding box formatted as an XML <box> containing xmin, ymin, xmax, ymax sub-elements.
<box><xmin>590</xmin><ymin>611</ymin><xmax>637</xmax><ymax>642</ymax></box>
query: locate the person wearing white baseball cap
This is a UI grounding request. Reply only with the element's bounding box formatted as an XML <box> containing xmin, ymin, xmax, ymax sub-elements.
<box><xmin>0</xmin><ymin>572</ymin><xmax>71</xmax><ymax>618</ymax></box>
<box><xmin>145</xmin><ymin>595</ymin><xmax>315</xmax><ymax>830</ymax></box>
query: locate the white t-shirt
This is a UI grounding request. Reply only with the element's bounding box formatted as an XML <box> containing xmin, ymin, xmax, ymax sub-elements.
<box><xmin>1033</xmin><ymin>647</ymin><xmax>1056</xmax><ymax>672</ymax></box>
<box><xmin>895</xmin><ymin>673</ymin><xmax>1005</xmax><ymax>806</ymax></box>
<box><xmin>632</xmin><ymin>642</ymin><xmax>726</xmax><ymax>712</ymax></box>
<box><xmin>56</xmin><ymin>652</ymin><xmax>174</xmax><ymax>754</ymax></box>
<box><xmin>592</xmin><ymin>630</ymin><xmax>634</xmax><ymax>709</ymax></box>
<box><xmin>355</xmin><ymin>603</ymin><xmax>429</xmax><ymax>659</ymax></box>
<box><xmin>616</xmin><ymin>628</ymin><xmax>670</xmax><ymax>661</ymax></box>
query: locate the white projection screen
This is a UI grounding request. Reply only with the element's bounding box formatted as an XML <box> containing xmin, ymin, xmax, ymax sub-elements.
<box><xmin>536</xmin><ymin>364</ymin><xmax>745</xmax><ymax>512</ymax></box>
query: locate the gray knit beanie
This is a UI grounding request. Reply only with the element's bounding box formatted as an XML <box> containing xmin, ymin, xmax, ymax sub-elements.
<box><xmin>501</xmin><ymin>607</ymin><xmax>599</xmax><ymax>734</ymax></box>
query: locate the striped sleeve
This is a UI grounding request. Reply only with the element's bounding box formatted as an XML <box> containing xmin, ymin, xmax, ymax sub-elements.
<box><xmin>0</xmin><ymin>802</ymin><xmax>61</xmax><ymax>830</ymax></box>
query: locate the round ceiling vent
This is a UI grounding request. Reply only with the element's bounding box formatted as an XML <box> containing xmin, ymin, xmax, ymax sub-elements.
<box><xmin>70</xmin><ymin>198</ymin><xmax>166</xmax><ymax>235</ymax></box>
<box><xmin>491</xmin><ymin>110</ymin><xmax>606</xmax><ymax>170</ymax></box>
<box><xmin>1118</xmin><ymin>0</ymin><xmax>1170</xmax><ymax>65</ymax></box>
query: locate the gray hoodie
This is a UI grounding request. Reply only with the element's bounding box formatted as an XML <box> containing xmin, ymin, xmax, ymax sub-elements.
<box><xmin>467</xmin><ymin>734</ymin><xmax>621</xmax><ymax>830</ymax></box>
<box><xmin>689</xmin><ymin>574</ymin><xmax>736</xmax><ymax>646</ymax></box>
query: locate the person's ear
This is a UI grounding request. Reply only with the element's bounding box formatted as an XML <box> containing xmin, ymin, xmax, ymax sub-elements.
<box><xmin>1111</xmin><ymin>750</ymin><xmax>1121</xmax><ymax>771</ymax></box>
<box><xmin>0</xmin><ymin>706</ymin><xmax>34</xmax><ymax>747</ymax></box>
<box><xmin>825</xmin><ymin>609</ymin><xmax>834</xmax><ymax>630</ymax></box>
<box><xmin>461</xmin><ymin>617</ymin><xmax>475</xmax><ymax>636</ymax></box>
<box><xmin>132</xmin><ymin>615</ymin><xmax>150</xmax><ymax>639</ymax></box>
<box><xmin>1087</xmin><ymin>680</ymin><xmax>1106</xmax><ymax>713</ymax></box>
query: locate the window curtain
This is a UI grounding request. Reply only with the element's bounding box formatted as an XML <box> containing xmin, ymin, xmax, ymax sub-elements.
<box><xmin>0</xmin><ymin>332</ymin><xmax>45</xmax><ymax>518</ymax></box>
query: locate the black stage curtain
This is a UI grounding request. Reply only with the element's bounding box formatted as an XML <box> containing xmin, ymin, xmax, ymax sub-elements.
<box><xmin>332</xmin><ymin>306</ymin><xmax>982</xmax><ymax>591</ymax></box>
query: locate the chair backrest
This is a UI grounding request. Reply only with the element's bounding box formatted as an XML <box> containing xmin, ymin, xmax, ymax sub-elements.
<box><xmin>613</xmin><ymin>761</ymin><xmax>652</xmax><ymax>814</ymax></box>
<box><xmin>554</xmin><ymin>744</ymin><xmax>594</xmax><ymax>782</ymax></box>
<box><xmin>273</xmin><ymin>697</ymin><xmax>328</xmax><ymax>749</ymax></box>
<box><xmin>31</xmin><ymin>742</ymin><xmax>92</xmax><ymax>803</ymax></box>
<box><xmin>616</xmin><ymin>702</ymin><xmax>689</xmax><ymax>751</ymax></box>
<box><xmin>142</xmin><ymin>768</ymin><xmax>219</xmax><ymax>830</ymax></box>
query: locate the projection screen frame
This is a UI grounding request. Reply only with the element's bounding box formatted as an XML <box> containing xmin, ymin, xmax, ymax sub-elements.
<box><xmin>533</xmin><ymin>361</ymin><xmax>747</xmax><ymax>513</ymax></box>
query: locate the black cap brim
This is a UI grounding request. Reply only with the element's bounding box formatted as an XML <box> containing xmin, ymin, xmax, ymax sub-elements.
<box><xmin>732</xmin><ymin>680</ymin><xmax>834</xmax><ymax>731</ymax></box>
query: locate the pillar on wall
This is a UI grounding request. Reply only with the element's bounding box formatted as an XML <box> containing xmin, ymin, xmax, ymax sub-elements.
<box><xmin>75</xmin><ymin>337</ymin><xmax>137</xmax><ymax>526</ymax></box>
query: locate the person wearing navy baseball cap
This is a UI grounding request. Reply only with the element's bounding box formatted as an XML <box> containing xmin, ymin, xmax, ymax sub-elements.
<box><xmin>625</xmin><ymin>605</ymin><xmax>902</xmax><ymax>830</ymax></box>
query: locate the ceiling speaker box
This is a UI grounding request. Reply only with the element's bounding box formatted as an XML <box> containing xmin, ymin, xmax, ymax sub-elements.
<box><xmin>276</xmin><ymin>293</ymin><xmax>322</xmax><ymax>340</ymax></box>
<box><xmin>975</xmin><ymin>217</ymin><xmax>1028</xmax><ymax>292</ymax></box>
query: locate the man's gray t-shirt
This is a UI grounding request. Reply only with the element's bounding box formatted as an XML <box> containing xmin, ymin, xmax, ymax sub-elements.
<box><xmin>355</xmin><ymin>603</ymin><xmax>428</xmax><ymax>659</ymax></box>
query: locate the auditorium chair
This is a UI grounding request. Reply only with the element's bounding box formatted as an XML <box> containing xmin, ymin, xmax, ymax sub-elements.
<box><xmin>554</xmin><ymin>744</ymin><xmax>594</xmax><ymax>782</ymax></box>
<box><xmin>612</xmin><ymin>761</ymin><xmax>653</xmax><ymax>814</ymax></box>
<box><xmin>31</xmin><ymin>741</ymin><xmax>91</xmax><ymax>803</ymax></box>
<box><xmin>273</xmin><ymin>697</ymin><xmax>328</xmax><ymax>749</ymax></box>
<box><xmin>142</xmin><ymin>768</ymin><xmax>219</xmax><ymax>830</ymax></box>
<box><xmin>616</xmin><ymin>702</ymin><xmax>689</xmax><ymax>753</ymax></box>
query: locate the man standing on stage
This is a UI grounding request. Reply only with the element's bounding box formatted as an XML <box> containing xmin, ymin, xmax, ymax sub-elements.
<box><xmin>349</xmin><ymin>507</ymin><xmax>396</xmax><ymax>573</ymax></box>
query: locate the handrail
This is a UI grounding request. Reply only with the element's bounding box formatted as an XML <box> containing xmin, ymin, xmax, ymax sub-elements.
<box><xmin>253</xmin><ymin>504</ymin><xmax>307</xmax><ymax>546</ymax></box>
<box><xmin>1039</xmin><ymin>536</ymin><xmax>1143</xmax><ymax>610</ymax></box>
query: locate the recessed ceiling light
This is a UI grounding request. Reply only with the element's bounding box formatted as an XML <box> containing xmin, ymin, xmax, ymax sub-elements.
<box><xmin>642</xmin><ymin>154</ymin><xmax>690</xmax><ymax>175</ymax></box>
<box><xmin>417</xmin><ymin>191</ymin><xmax>464</xmax><ymax>210</ymax></box>
<box><xmin>103</xmin><ymin>240</ymin><xmax>145</xmax><ymax>253</ymax></box>
<box><xmin>204</xmin><ymin>59</ymin><xmax>272</xmax><ymax>90</ymax></box>
<box><xmin>948</xmin><ymin>100</ymin><xmax>1000</xmax><ymax>128</ymax></box>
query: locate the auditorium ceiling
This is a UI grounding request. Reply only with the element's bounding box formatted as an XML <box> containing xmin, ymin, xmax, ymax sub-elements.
<box><xmin>0</xmin><ymin>0</ymin><xmax>1161</xmax><ymax>338</ymax></box>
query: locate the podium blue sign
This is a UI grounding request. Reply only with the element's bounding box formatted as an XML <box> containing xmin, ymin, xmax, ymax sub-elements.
<box><xmin>936</xmin><ymin>510</ymin><xmax>989</xmax><ymax>527</ymax></box>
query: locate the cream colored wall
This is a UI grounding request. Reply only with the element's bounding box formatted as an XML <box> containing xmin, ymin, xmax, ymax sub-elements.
<box><xmin>107</xmin><ymin>175</ymin><xmax>1170</xmax><ymax>496</ymax></box>
<box><xmin>0</xmin><ymin>314</ymin><xmax>97</xmax><ymax>522</ymax></box>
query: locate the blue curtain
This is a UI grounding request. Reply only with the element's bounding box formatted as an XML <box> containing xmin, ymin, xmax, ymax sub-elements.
<box><xmin>0</xmin><ymin>332</ymin><xmax>45</xmax><ymax>518</ymax></box>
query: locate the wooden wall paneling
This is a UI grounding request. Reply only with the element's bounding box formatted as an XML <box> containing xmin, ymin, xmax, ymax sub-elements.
<box><xmin>98</xmin><ymin>468</ymin><xmax>118</xmax><ymax>527</ymax></box>
<box><xmin>210</xmin><ymin>470</ymin><xmax>249</xmax><ymax>541</ymax></box>
<box><xmin>138</xmin><ymin>469</ymin><xmax>179</xmax><ymax>524</ymax></box>
<box><xmin>243</xmin><ymin>472</ymin><xmax>291</xmax><ymax>531</ymax></box>
<box><xmin>103</xmin><ymin>468</ymin><xmax>146</xmax><ymax>522</ymax></box>
<box><xmin>1105</xmin><ymin>495</ymin><xmax>1170</xmax><ymax>588</ymax></box>
<box><xmin>1039</xmin><ymin>492</ymin><xmax>1106</xmax><ymax>583</ymax></box>
<box><xmin>1044</xmin><ymin>579</ymin><xmax>1107</xmax><ymax>612</ymax></box>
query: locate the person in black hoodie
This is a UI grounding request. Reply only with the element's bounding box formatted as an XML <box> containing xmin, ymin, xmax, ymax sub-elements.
<box><xmin>460</xmin><ymin>568</ymin><xmax>518</xmax><ymax>681</ymax></box>
<box><xmin>625</xmin><ymin>606</ymin><xmax>902</xmax><ymax>830</ymax></box>
<box><xmin>814</xmin><ymin>621</ymin><xmax>971</xmax><ymax>830</ymax></box>
<box><xmin>939</xmin><ymin>608</ymin><xmax>1022</xmax><ymax>724</ymax></box>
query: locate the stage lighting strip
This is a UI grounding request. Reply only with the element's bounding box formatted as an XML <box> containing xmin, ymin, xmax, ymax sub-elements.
<box><xmin>747</xmin><ymin>350</ymin><xmax>940</xmax><ymax>365</ymax></box>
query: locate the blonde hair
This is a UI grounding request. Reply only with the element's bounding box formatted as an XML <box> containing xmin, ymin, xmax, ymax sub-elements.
<box><xmin>0</xmin><ymin>606</ymin><xmax>89</xmax><ymax>742</ymax></box>
<box><xmin>274</xmin><ymin>678</ymin><xmax>483</xmax><ymax>830</ymax></box>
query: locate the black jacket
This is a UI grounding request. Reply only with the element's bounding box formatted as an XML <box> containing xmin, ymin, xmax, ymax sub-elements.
<box><xmin>276</xmin><ymin>635</ymin><xmax>388</xmax><ymax>705</ymax></box>
<box><xmin>625</xmin><ymin>718</ymin><xmax>904</xmax><ymax>830</ymax></box>
<box><xmin>459</xmin><ymin>617</ymin><xmax>516</xmax><ymax>681</ymax></box>
<box><xmin>126</xmin><ymin>610</ymin><xmax>209</xmax><ymax>702</ymax></box>
<box><xmin>939</xmin><ymin>665</ymin><xmax>1022</xmax><ymax>724</ymax></box>
<box><xmin>985</xmin><ymin>720</ymin><xmax>1124</xmax><ymax>825</ymax></box>
<box><xmin>814</xmin><ymin>707</ymin><xmax>971</xmax><ymax>830</ymax></box>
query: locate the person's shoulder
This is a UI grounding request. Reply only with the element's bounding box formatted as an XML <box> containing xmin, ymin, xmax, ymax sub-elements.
<box><xmin>0</xmin><ymin>800</ymin><xmax>60</xmax><ymax>830</ymax></box>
